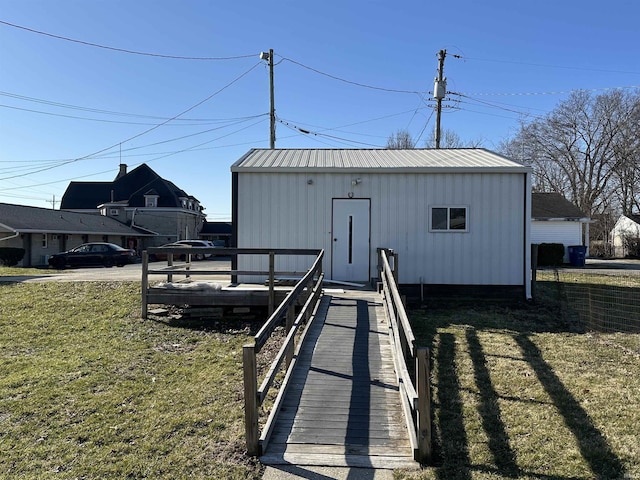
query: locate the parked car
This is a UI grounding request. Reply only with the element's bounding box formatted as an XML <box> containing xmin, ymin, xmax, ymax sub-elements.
<box><xmin>148</xmin><ymin>243</ymin><xmax>188</xmax><ymax>262</ymax></box>
<box><xmin>174</xmin><ymin>240</ymin><xmax>217</xmax><ymax>260</ymax></box>
<box><xmin>48</xmin><ymin>243</ymin><xmax>137</xmax><ymax>269</ymax></box>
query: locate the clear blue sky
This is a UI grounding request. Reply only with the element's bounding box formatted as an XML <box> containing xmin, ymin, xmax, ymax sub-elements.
<box><xmin>1</xmin><ymin>0</ymin><xmax>639</xmax><ymax>220</ymax></box>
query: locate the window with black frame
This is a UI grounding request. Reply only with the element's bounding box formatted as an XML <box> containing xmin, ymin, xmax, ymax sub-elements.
<box><xmin>430</xmin><ymin>206</ymin><xmax>468</xmax><ymax>232</ymax></box>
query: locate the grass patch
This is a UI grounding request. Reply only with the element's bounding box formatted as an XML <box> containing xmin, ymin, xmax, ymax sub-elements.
<box><xmin>0</xmin><ymin>282</ymin><xmax>262</xmax><ymax>479</ymax></box>
<box><xmin>0</xmin><ymin>266</ymin><xmax>59</xmax><ymax>276</ymax></box>
<box><xmin>396</xmin><ymin>283</ymin><xmax>640</xmax><ymax>480</ymax></box>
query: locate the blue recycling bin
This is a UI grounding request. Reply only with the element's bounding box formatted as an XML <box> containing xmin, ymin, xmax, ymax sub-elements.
<box><xmin>568</xmin><ymin>245</ymin><xmax>587</xmax><ymax>267</ymax></box>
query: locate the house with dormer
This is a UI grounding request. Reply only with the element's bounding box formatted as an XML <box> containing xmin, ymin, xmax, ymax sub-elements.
<box><xmin>60</xmin><ymin>164</ymin><xmax>205</xmax><ymax>248</ymax></box>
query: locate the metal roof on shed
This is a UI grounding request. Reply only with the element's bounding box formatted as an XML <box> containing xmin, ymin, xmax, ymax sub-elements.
<box><xmin>0</xmin><ymin>202</ymin><xmax>149</xmax><ymax>235</ymax></box>
<box><xmin>231</xmin><ymin>148</ymin><xmax>530</xmax><ymax>173</ymax></box>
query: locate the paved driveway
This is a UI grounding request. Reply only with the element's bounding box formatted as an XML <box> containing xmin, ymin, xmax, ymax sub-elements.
<box><xmin>0</xmin><ymin>258</ymin><xmax>233</xmax><ymax>283</ymax></box>
<box><xmin>559</xmin><ymin>258</ymin><xmax>640</xmax><ymax>276</ymax></box>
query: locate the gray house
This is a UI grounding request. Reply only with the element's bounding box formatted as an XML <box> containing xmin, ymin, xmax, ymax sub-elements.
<box><xmin>0</xmin><ymin>202</ymin><xmax>149</xmax><ymax>267</ymax></box>
<box><xmin>231</xmin><ymin>148</ymin><xmax>533</xmax><ymax>298</ymax></box>
<box><xmin>60</xmin><ymin>163</ymin><xmax>205</xmax><ymax>246</ymax></box>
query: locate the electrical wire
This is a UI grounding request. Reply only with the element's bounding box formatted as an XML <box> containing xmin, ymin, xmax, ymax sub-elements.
<box><xmin>450</xmin><ymin>93</ymin><xmax>545</xmax><ymax>119</ymax></box>
<box><xmin>0</xmin><ymin>103</ymin><xmax>246</xmax><ymax>126</ymax></box>
<box><xmin>0</xmin><ymin>119</ymin><xmax>269</xmax><ymax>194</ymax></box>
<box><xmin>0</xmin><ymin>90</ymin><xmax>263</xmax><ymax>123</ymax></box>
<box><xmin>0</xmin><ymin>62</ymin><xmax>262</xmax><ymax>181</ymax></box>
<box><xmin>0</xmin><ymin>20</ymin><xmax>256</xmax><ymax>60</ymax></box>
<box><xmin>414</xmin><ymin>109</ymin><xmax>435</xmax><ymax>146</ymax></box>
<box><xmin>278</xmin><ymin>55</ymin><xmax>424</xmax><ymax>95</ymax></box>
<box><xmin>459</xmin><ymin>55</ymin><xmax>640</xmax><ymax>76</ymax></box>
<box><xmin>277</xmin><ymin>118</ymin><xmax>384</xmax><ymax>147</ymax></box>
<box><xmin>457</xmin><ymin>85</ymin><xmax>640</xmax><ymax>97</ymax></box>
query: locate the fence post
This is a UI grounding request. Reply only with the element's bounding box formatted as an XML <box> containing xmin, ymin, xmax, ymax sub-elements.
<box><xmin>268</xmin><ymin>251</ymin><xmax>275</xmax><ymax>316</ymax></box>
<box><xmin>416</xmin><ymin>347</ymin><xmax>432</xmax><ymax>464</ymax></box>
<box><xmin>531</xmin><ymin>244</ymin><xmax>538</xmax><ymax>301</ymax></box>
<box><xmin>167</xmin><ymin>253</ymin><xmax>173</xmax><ymax>283</ymax></box>
<box><xmin>243</xmin><ymin>343</ymin><xmax>260</xmax><ymax>456</ymax></box>
<box><xmin>141</xmin><ymin>250</ymin><xmax>149</xmax><ymax>319</ymax></box>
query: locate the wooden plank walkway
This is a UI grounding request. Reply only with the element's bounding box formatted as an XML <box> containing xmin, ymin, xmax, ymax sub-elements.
<box><xmin>260</xmin><ymin>290</ymin><xmax>418</xmax><ymax>469</ymax></box>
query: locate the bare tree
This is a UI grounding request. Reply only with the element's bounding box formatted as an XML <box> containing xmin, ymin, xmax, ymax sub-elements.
<box><xmin>386</xmin><ymin>129</ymin><xmax>416</xmax><ymax>149</ymax></box>
<box><xmin>610</xmin><ymin>92</ymin><xmax>640</xmax><ymax>214</ymax></box>
<box><xmin>500</xmin><ymin>89</ymin><xmax>640</xmax><ymax>216</ymax></box>
<box><xmin>426</xmin><ymin>128</ymin><xmax>485</xmax><ymax>148</ymax></box>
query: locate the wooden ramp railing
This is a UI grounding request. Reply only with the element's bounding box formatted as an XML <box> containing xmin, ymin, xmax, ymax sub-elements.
<box><xmin>141</xmin><ymin>247</ymin><xmax>322</xmax><ymax>318</ymax></box>
<box><xmin>243</xmin><ymin>250</ymin><xmax>324</xmax><ymax>456</ymax></box>
<box><xmin>378</xmin><ymin>248</ymin><xmax>432</xmax><ymax>464</ymax></box>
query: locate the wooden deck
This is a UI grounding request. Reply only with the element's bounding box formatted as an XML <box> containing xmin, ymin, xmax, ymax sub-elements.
<box><xmin>260</xmin><ymin>290</ymin><xmax>418</xmax><ymax>469</ymax></box>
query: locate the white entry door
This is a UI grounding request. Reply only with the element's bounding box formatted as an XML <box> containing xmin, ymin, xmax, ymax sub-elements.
<box><xmin>331</xmin><ymin>199</ymin><xmax>371</xmax><ymax>281</ymax></box>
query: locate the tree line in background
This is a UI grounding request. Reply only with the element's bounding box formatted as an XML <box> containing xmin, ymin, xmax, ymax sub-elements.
<box><xmin>386</xmin><ymin>129</ymin><xmax>484</xmax><ymax>149</ymax></box>
<box><xmin>501</xmin><ymin>89</ymin><xmax>640</xmax><ymax>255</ymax></box>
<box><xmin>500</xmin><ymin>89</ymin><xmax>640</xmax><ymax>218</ymax></box>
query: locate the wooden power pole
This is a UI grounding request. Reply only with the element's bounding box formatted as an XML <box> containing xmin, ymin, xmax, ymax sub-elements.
<box><xmin>434</xmin><ymin>50</ymin><xmax>447</xmax><ymax>149</ymax></box>
<box><xmin>261</xmin><ymin>49</ymin><xmax>276</xmax><ymax>149</ymax></box>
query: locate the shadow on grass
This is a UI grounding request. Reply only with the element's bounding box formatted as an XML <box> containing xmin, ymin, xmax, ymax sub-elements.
<box><xmin>410</xmin><ymin>290</ymin><xmax>630</xmax><ymax>479</ymax></box>
<box><xmin>514</xmin><ymin>333</ymin><xmax>627</xmax><ymax>480</ymax></box>
<box><xmin>434</xmin><ymin>332</ymin><xmax>472</xmax><ymax>480</ymax></box>
<box><xmin>465</xmin><ymin>329</ymin><xmax>519</xmax><ymax>477</ymax></box>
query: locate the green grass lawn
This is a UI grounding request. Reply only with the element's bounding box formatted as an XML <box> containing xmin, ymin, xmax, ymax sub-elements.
<box><xmin>0</xmin><ymin>281</ymin><xmax>262</xmax><ymax>479</ymax></box>
<box><xmin>0</xmin><ymin>266</ymin><xmax>58</xmax><ymax>276</ymax></box>
<box><xmin>399</xmin><ymin>282</ymin><xmax>640</xmax><ymax>480</ymax></box>
<box><xmin>1</xmin><ymin>278</ymin><xmax>638</xmax><ymax>479</ymax></box>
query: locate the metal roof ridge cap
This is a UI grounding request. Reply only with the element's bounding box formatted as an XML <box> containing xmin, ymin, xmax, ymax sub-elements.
<box><xmin>232</xmin><ymin>165</ymin><xmax>531</xmax><ymax>173</ymax></box>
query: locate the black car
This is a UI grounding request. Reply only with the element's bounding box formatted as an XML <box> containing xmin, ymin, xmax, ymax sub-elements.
<box><xmin>48</xmin><ymin>243</ymin><xmax>137</xmax><ymax>269</ymax></box>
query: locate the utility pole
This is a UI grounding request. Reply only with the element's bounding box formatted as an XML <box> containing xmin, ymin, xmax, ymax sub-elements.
<box><xmin>260</xmin><ymin>49</ymin><xmax>276</xmax><ymax>149</ymax></box>
<box><xmin>47</xmin><ymin>195</ymin><xmax>59</xmax><ymax>210</ymax></box>
<box><xmin>433</xmin><ymin>49</ymin><xmax>447</xmax><ymax>149</ymax></box>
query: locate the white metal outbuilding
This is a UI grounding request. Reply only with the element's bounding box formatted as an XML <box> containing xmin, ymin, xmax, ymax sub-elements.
<box><xmin>231</xmin><ymin>148</ymin><xmax>532</xmax><ymax>298</ymax></box>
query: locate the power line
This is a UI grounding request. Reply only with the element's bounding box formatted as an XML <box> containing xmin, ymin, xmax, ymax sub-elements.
<box><xmin>0</xmin><ymin>62</ymin><xmax>262</xmax><ymax>181</ymax></box>
<box><xmin>460</xmin><ymin>55</ymin><xmax>640</xmax><ymax>76</ymax></box>
<box><xmin>0</xmin><ymin>90</ymin><xmax>269</xmax><ymax>123</ymax></box>
<box><xmin>277</xmin><ymin>118</ymin><xmax>383</xmax><ymax>147</ymax></box>
<box><xmin>279</xmin><ymin>56</ymin><xmax>424</xmax><ymax>95</ymax></box>
<box><xmin>0</xmin><ymin>20</ymin><xmax>256</xmax><ymax>60</ymax></box>
<box><xmin>0</xmin><ymin>119</ymin><xmax>269</xmax><ymax>194</ymax></box>
<box><xmin>457</xmin><ymin>85</ymin><xmax>640</xmax><ymax>97</ymax></box>
<box><xmin>450</xmin><ymin>93</ymin><xmax>545</xmax><ymax>119</ymax></box>
<box><xmin>0</xmin><ymin>103</ymin><xmax>226</xmax><ymax>126</ymax></box>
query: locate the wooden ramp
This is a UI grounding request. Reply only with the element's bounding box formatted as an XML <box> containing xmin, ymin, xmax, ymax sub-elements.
<box><xmin>260</xmin><ymin>290</ymin><xmax>418</xmax><ymax>469</ymax></box>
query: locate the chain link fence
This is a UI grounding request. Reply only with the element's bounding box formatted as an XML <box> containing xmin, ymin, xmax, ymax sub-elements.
<box><xmin>536</xmin><ymin>269</ymin><xmax>640</xmax><ymax>354</ymax></box>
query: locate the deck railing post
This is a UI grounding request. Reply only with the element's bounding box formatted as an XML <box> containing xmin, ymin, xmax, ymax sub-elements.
<box><xmin>416</xmin><ymin>347</ymin><xmax>432</xmax><ymax>464</ymax></box>
<box><xmin>243</xmin><ymin>343</ymin><xmax>260</xmax><ymax>456</ymax></box>
<box><xmin>393</xmin><ymin>252</ymin><xmax>399</xmax><ymax>285</ymax></box>
<box><xmin>141</xmin><ymin>250</ymin><xmax>149</xmax><ymax>319</ymax></box>
<box><xmin>268</xmin><ymin>251</ymin><xmax>275</xmax><ymax>316</ymax></box>
<box><xmin>285</xmin><ymin>307</ymin><xmax>295</xmax><ymax>368</ymax></box>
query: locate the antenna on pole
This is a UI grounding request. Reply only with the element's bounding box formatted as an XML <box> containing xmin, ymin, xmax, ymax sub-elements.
<box><xmin>433</xmin><ymin>50</ymin><xmax>447</xmax><ymax>149</ymax></box>
<box><xmin>47</xmin><ymin>194</ymin><xmax>59</xmax><ymax>210</ymax></box>
<box><xmin>260</xmin><ymin>49</ymin><xmax>276</xmax><ymax>149</ymax></box>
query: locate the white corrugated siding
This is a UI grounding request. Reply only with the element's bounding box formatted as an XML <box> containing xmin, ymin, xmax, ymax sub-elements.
<box><xmin>531</xmin><ymin>221</ymin><xmax>582</xmax><ymax>262</ymax></box>
<box><xmin>237</xmin><ymin>171</ymin><xmax>527</xmax><ymax>286</ymax></box>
